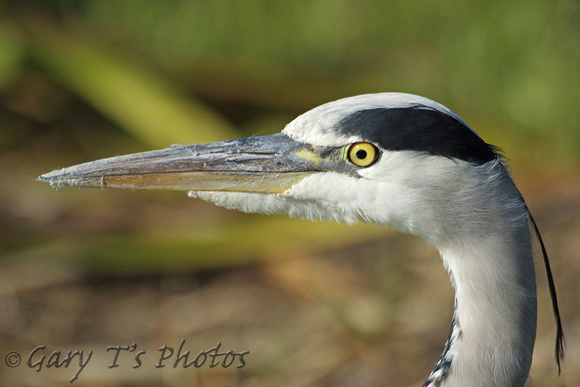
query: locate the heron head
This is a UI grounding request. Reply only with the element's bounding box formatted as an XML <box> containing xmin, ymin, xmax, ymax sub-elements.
<box><xmin>39</xmin><ymin>93</ymin><xmax>500</xmax><ymax>240</ymax></box>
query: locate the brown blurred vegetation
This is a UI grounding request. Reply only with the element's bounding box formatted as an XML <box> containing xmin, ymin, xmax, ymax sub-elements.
<box><xmin>0</xmin><ymin>1</ymin><xmax>579</xmax><ymax>386</ymax></box>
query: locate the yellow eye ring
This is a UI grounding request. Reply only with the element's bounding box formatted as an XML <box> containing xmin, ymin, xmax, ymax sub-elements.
<box><xmin>348</xmin><ymin>142</ymin><xmax>379</xmax><ymax>167</ymax></box>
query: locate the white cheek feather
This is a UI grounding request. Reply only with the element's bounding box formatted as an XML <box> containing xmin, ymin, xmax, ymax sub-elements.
<box><xmin>282</xmin><ymin>172</ymin><xmax>374</xmax><ymax>224</ymax></box>
<box><xmin>188</xmin><ymin>191</ymin><xmax>293</xmax><ymax>216</ymax></box>
<box><xmin>281</xmin><ymin>151</ymin><xmax>466</xmax><ymax>240</ymax></box>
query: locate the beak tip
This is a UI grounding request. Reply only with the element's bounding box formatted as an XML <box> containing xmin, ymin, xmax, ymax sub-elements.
<box><xmin>37</xmin><ymin>171</ymin><xmax>52</xmax><ymax>181</ymax></box>
<box><xmin>37</xmin><ymin>171</ymin><xmax>53</xmax><ymax>185</ymax></box>
<box><xmin>37</xmin><ymin>169</ymin><xmax>77</xmax><ymax>189</ymax></box>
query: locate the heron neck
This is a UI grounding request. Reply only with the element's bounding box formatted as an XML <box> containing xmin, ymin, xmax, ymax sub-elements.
<box><xmin>424</xmin><ymin>209</ymin><xmax>537</xmax><ymax>387</ymax></box>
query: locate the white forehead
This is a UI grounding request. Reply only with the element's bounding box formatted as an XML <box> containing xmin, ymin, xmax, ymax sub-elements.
<box><xmin>283</xmin><ymin>92</ymin><xmax>472</xmax><ymax>146</ymax></box>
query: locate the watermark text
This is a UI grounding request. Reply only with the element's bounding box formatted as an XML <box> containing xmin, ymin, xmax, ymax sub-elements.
<box><xmin>4</xmin><ymin>340</ymin><xmax>248</xmax><ymax>383</ymax></box>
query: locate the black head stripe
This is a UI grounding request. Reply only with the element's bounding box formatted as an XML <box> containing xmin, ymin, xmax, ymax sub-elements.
<box><xmin>337</xmin><ymin>106</ymin><xmax>497</xmax><ymax>164</ymax></box>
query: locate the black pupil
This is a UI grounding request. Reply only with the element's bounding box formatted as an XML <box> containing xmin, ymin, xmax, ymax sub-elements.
<box><xmin>355</xmin><ymin>149</ymin><xmax>368</xmax><ymax>160</ymax></box>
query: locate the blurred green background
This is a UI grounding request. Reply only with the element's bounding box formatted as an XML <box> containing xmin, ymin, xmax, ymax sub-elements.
<box><xmin>0</xmin><ymin>1</ymin><xmax>579</xmax><ymax>386</ymax></box>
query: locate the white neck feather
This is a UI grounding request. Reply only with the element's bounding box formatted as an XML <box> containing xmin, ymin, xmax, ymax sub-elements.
<box><xmin>420</xmin><ymin>161</ymin><xmax>537</xmax><ymax>386</ymax></box>
<box><xmin>427</xmin><ymin>217</ymin><xmax>537</xmax><ymax>386</ymax></box>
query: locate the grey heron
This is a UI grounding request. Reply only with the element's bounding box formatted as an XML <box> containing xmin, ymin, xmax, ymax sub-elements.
<box><xmin>39</xmin><ymin>92</ymin><xmax>564</xmax><ymax>386</ymax></box>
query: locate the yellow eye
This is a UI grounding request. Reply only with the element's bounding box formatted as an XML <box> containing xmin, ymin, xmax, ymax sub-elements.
<box><xmin>348</xmin><ymin>142</ymin><xmax>379</xmax><ymax>167</ymax></box>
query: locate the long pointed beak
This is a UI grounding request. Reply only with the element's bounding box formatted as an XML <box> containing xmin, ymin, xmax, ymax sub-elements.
<box><xmin>38</xmin><ymin>134</ymin><xmax>332</xmax><ymax>194</ymax></box>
